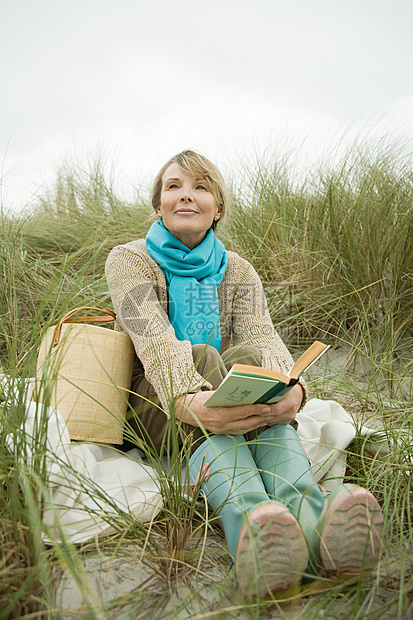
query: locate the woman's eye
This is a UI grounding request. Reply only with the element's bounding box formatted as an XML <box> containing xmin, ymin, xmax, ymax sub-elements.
<box><xmin>196</xmin><ymin>184</ymin><xmax>207</xmax><ymax>190</ymax></box>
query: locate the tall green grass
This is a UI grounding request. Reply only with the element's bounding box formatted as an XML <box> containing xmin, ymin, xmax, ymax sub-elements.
<box><xmin>224</xmin><ymin>139</ymin><xmax>413</xmax><ymax>405</ymax></box>
<box><xmin>0</xmin><ymin>138</ymin><xmax>412</xmax><ymax>618</ymax></box>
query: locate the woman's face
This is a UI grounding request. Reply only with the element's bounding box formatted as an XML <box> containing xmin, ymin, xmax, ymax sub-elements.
<box><xmin>157</xmin><ymin>163</ymin><xmax>221</xmax><ymax>249</ymax></box>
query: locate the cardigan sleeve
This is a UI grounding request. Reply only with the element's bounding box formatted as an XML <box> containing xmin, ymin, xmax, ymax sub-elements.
<box><xmin>105</xmin><ymin>244</ymin><xmax>212</xmax><ymax>417</ymax></box>
<box><xmin>226</xmin><ymin>255</ymin><xmax>309</xmax><ymax>408</ymax></box>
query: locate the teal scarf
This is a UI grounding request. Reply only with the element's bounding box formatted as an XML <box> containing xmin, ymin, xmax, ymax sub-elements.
<box><xmin>145</xmin><ymin>220</ymin><xmax>228</xmax><ymax>351</ymax></box>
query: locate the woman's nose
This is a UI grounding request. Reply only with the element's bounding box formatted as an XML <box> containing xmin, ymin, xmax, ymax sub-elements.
<box><xmin>180</xmin><ymin>189</ymin><xmax>193</xmax><ymax>202</ymax></box>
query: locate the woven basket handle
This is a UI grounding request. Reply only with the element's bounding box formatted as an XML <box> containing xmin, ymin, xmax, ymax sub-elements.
<box><xmin>52</xmin><ymin>307</ymin><xmax>116</xmax><ymax>347</ymax></box>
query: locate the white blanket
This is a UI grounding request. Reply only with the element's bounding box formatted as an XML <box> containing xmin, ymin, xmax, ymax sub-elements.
<box><xmin>7</xmin><ymin>397</ymin><xmax>396</xmax><ymax>545</ymax></box>
<box><xmin>296</xmin><ymin>398</ymin><xmax>387</xmax><ymax>492</ymax></box>
<box><xmin>8</xmin><ymin>402</ymin><xmax>163</xmax><ymax>545</ymax></box>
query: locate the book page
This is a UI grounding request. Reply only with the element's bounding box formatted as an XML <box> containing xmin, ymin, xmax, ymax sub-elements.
<box><xmin>290</xmin><ymin>341</ymin><xmax>330</xmax><ymax>379</ymax></box>
<box><xmin>231</xmin><ymin>364</ymin><xmax>289</xmax><ymax>382</ymax></box>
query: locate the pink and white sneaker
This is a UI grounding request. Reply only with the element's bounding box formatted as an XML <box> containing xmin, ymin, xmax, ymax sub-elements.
<box><xmin>319</xmin><ymin>485</ymin><xmax>384</xmax><ymax>575</ymax></box>
<box><xmin>236</xmin><ymin>502</ymin><xmax>308</xmax><ymax>599</ymax></box>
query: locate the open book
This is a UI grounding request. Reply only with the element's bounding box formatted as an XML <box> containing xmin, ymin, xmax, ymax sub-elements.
<box><xmin>204</xmin><ymin>341</ymin><xmax>330</xmax><ymax>407</ymax></box>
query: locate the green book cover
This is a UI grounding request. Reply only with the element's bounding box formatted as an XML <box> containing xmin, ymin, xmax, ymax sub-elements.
<box><xmin>204</xmin><ymin>341</ymin><xmax>329</xmax><ymax>407</ymax></box>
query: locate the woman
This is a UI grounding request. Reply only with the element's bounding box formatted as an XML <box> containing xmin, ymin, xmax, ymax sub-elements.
<box><xmin>105</xmin><ymin>150</ymin><xmax>383</xmax><ymax>598</ymax></box>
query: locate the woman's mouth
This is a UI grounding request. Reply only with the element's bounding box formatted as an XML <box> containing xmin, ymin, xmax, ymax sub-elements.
<box><xmin>175</xmin><ymin>209</ymin><xmax>197</xmax><ymax>215</ymax></box>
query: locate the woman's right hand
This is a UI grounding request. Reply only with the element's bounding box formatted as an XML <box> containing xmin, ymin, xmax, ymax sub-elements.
<box><xmin>175</xmin><ymin>390</ymin><xmax>274</xmax><ymax>435</ymax></box>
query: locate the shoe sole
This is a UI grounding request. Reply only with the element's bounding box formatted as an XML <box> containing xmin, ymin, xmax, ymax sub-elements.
<box><xmin>320</xmin><ymin>486</ymin><xmax>384</xmax><ymax>574</ymax></box>
<box><xmin>236</xmin><ymin>503</ymin><xmax>308</xmax><ymax>598</ymax></box>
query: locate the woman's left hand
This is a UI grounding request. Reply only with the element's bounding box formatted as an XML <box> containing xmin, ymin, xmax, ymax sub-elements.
<box><xmin>263</xmin><ymin>383</ymin><xmax>304</xmax><ymax>426</ymax></box>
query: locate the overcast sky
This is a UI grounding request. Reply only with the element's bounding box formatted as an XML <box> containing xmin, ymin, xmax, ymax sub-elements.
<box><xmin>1</xmin><ymin>0</ymin><xmax>413</xmax><ymax>210</ymax></box>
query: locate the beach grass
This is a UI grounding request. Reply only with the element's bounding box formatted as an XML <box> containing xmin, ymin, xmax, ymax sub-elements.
<box><xmin>0</xmin><ymin>138</ymin><xmax>412</xmax><ymax>618</ymax></box>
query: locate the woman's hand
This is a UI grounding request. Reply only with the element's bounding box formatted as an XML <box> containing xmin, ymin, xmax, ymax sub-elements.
<box><xmin>175</xmin><ymin>383</ymin><xmax>303</xmax><ymax>435</ymax></box>
<box><xmin>259</xmin><ymin>383</ymin><xmax>304</xmax><ymax>427</ymax></box>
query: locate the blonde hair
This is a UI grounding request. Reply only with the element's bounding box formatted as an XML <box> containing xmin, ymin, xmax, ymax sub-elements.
<box><xmin>150</xmin><ymin>150</ymin><xmax>230</xmax><ymax>230</ymax></box>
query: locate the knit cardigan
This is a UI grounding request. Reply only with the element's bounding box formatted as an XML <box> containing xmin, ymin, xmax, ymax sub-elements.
<box><xmin>105</xmin><ymin>239</ymin><xmax>308</xmax><ymax>416</ymax></box>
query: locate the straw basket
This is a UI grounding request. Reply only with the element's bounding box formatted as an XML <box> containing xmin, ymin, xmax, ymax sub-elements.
<box><xmin>34</xmin><ymin>307</ymin><xmax>135</xmax><ymax>444</ymax></box>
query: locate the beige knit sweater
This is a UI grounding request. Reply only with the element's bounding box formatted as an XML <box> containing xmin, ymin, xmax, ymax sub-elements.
<box><xmin>105</xmin><ymin>239</ymin><xmax>308</xmax><ymax>416</ymax></box>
